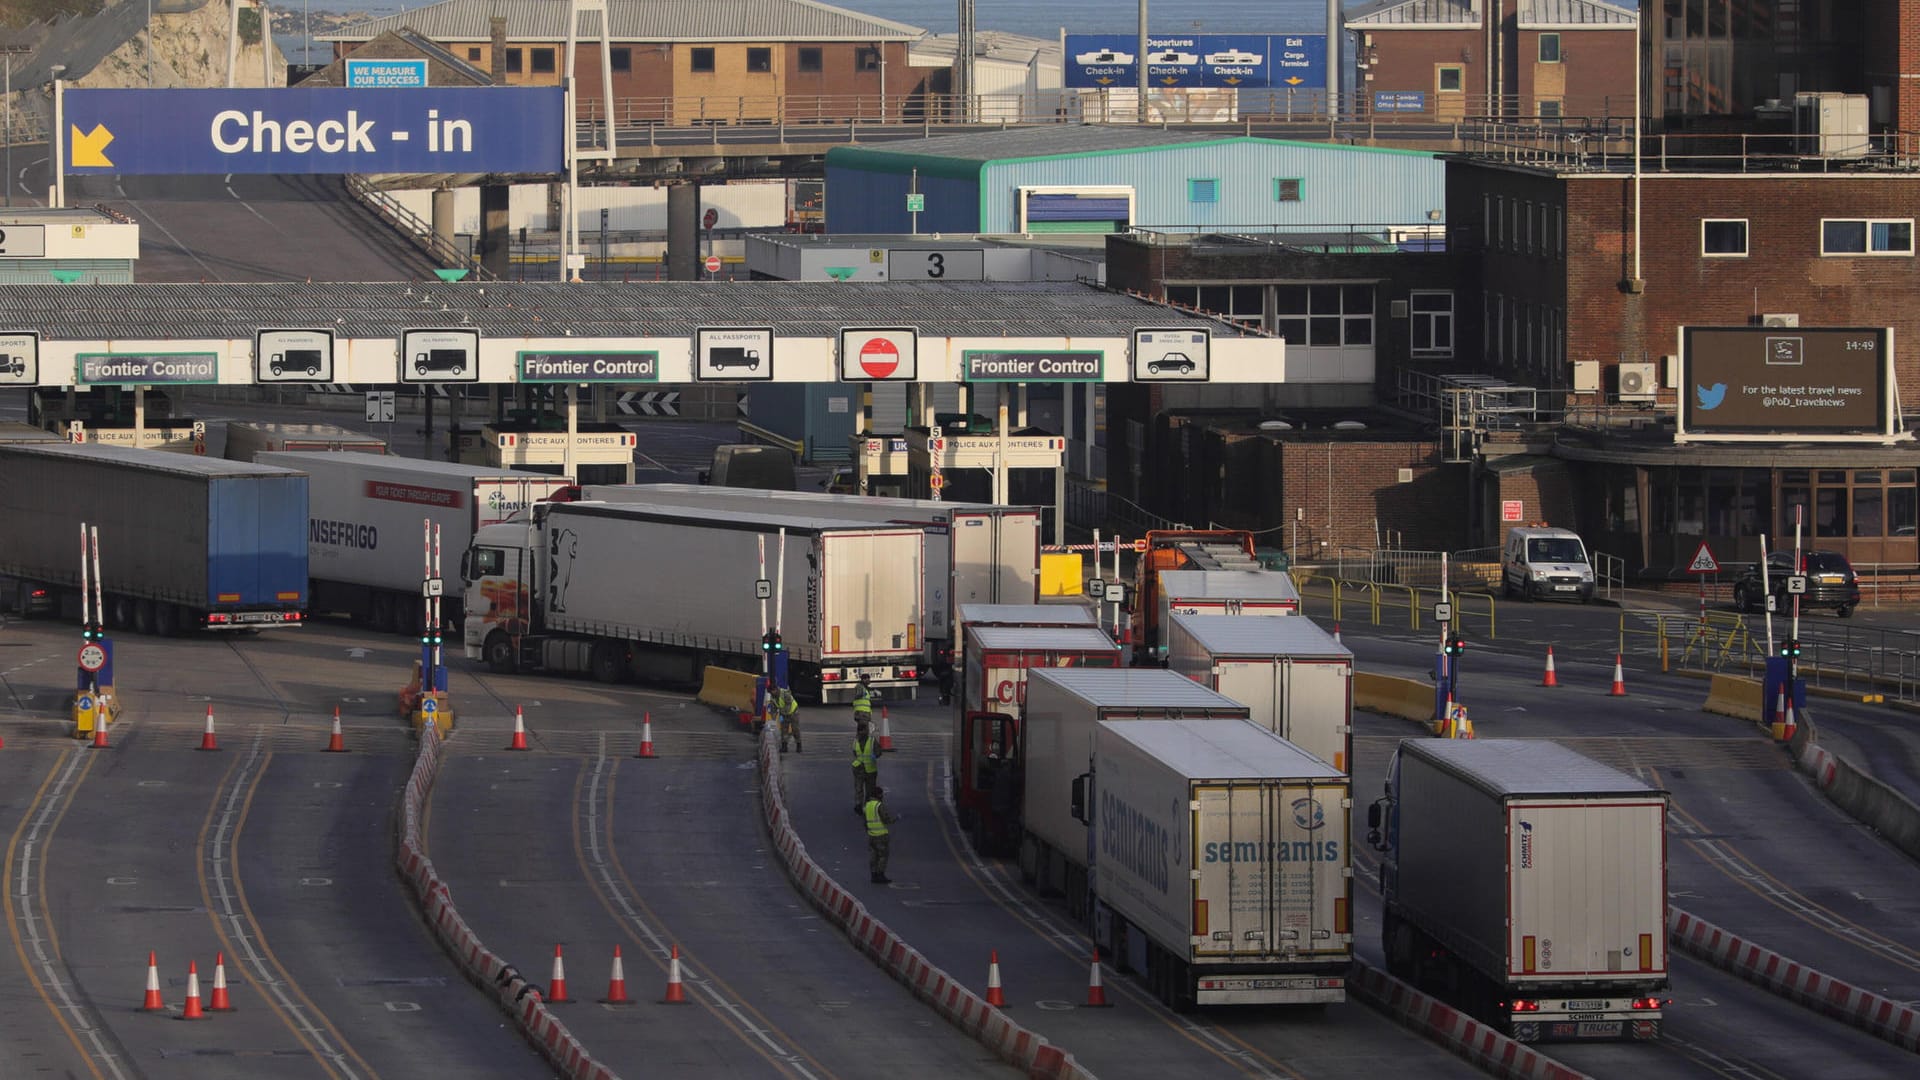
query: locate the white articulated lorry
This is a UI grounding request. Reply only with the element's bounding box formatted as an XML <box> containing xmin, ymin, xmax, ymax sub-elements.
<box><xmin>1078</xmin><ymin>718</ymin><xmax>1352</xmax><ymax>1010</ymax></box>
<box><xmin>462</xmin><ymin>501</ymin><xmax>923</xmax><ymax>700</ymax></box>
<box><xmin>1366</xmin><ymin>739</ymin><xmax>1670</xmax><ymax>1042</ymax></box>
<box><xmin>582</xmin><ymin>484</ymin><xmax>1041</xmax><ymax>666</ymax></box>
<box><xmin>1154</xmin><ymin>570</ymin><xmax>1301</xmax><ymax>659</ymax></box>
<box><xmin>259</xmin><ymin>451</ymin><xmax>574</xmax><ymax>634</ymax></box>
<box><xmin>1166</xmin><ymin>612</ymin><xmax>1354</xmax><ymax>772</ymax></box>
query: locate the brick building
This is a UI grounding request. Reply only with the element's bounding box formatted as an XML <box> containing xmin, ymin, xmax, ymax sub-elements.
<box><xmin>1348</xmin><ymin>0</ymin><xmax>1636</xmax><ymax>119</ymax></box>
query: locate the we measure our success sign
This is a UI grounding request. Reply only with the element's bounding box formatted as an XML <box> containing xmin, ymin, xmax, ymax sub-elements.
<box><xmin>62</xmin><ymin>87</ymin><xmax>565</xmax><ymax>175</ymax></box>
<box><xmin>1679</xmin><ymin>326</ymin><xmax>1894</xmax><ymax>439</ymax></box>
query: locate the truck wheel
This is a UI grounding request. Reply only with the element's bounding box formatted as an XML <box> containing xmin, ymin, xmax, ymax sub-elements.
<box><xmin>132</xmin><ymin>599</ymin><xmax>156</xmax><ymax>636</ymax></box>
<box><xmin>483</xmin><ymin>631</ymin><xmax>516</xmax><ymax>674</ymax></box>
<box><xmin>154</xmin><ymin>603</ymin><xmax>179</xmax><ymax>637</ymax></box>
<box><xmin>590</xmin><ymin>641</ymin><xmax>625</xmax><ymax>684</ymax></box>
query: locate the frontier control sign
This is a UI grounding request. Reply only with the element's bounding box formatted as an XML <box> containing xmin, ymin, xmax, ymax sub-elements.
<box><xmin>518</xmin><ymin>350</ymin><xmax>659</xmax><ymax>383</ymax></box>
<box><xmin>63</xmin><ymin>88</ymin><xmax>565</xmax><ymax>175</ymax></box>
<box><xmin>963</xmin><ymin>350</ymin><xmax>1104</xmax><ymax>382</ymax></box>
<box><xmin>1679</xmin><ymin>326</ymin><xmax>1895</xmax><ymax>440</ymax></box>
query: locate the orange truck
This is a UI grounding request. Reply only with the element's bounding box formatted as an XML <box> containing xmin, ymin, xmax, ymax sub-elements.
<box><xmin>1132</xmin><ymin>529</ymin><xmax>1258</xmax><ymax>664</ymax></box>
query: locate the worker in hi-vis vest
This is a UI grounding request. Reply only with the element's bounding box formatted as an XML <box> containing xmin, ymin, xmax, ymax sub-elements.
<box><xmin>852</xmin><ymin>718</ymin><xmax>882</xmax><ymax>813</ymax></box>
<box><xmin>862</xmin><ymin>785</ymin><xmax>897</xmax><ymax>884</ymax></box>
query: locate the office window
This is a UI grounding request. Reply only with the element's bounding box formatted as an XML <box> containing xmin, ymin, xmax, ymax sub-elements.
<box><xmin>1483</xmin><ymin>193</ymin><xmax>1493</xmax><ymax>247</ymax></box>
<box><xmin>1410</xmin><ymin>291</ymin><xmax>1454</xmax><ymax>357</ymax></box>
<box><xmin>1495</xmin><ymin>195</ymin><xmax>1505</xmax><ymax>248</ymax></box>
<box><xmin>530</xmin><ymin>48</ymin><xmax>556</xmax><ymax>75</ymax></box>
<box><xmin>1273</xmin><ymin>178</ymin><xmax>1303</xmax><ymax>202</ymax></box>
<box><xmin>798</xmin><ymin>47</ymin><xmax>823</xmax><ymax>72</ymax></box>
<box><xmin>466</xmin><ymin>47</ymin><xmax>482</xmax><ymax>62</ymax></box>
<box><xmin>1273</xmin><ymin>284</ymin><xmax>1373</xmax><ymax>346</ymax></box>
<box><xmin>1555</xmin><ymin>207</ymin><xmax>1564</xmax><ymax>256</ymax></box>
<box><xmin>1438</xmin><ymin>65</ymin><xmax>1463</xmax><ymax>92</ymax></box>
<box><xmin>1188</xmin><ymin>178</ymin><xmax>1220</xmax><ymax>204</ymax></box>
<box><xmin>1539</xmin><ymin>99</ymin><xmax>1563</xmax><ymax>119</ymax></box>
<box><xmin>1165</xmin><ymin>284</ymin><xmax>1263</xmax><ymax>331</ymax></box>
<box><xmin>1539</xmin><ymin>34</ymin><xmax>1561</xmax><ymax>63</ymax></box>
<box><xmin>505</xmin><ymin>48</ymin><xmax>523</xmax><ymax>74</ymax></box>
<box><xmin>1822</xmin><ymin>218</ymin><xmax>1914</xmax><ymax>255</ymax></box>
<box><xmin>1522</xmin><ymin>201</ymin><xmax>1533</xmax><ymax>253</ymax></box>
<box><xmin>1702</xmin><ymin>219</ymin><xmax>1749</xmax><ymax>256</ymax></box>
<box><xmin>747</xmin><ymin>47</ymin><xmax>772</xmax><ymax>73</ymax></box>
<box><xmin>856</xmin><ymin>47</ymin><xmax>880</xmax><ymax>71</ymax></box>
<box><xmin>690</xmin><ymin>47</ymin><xmax>715</xmax><ymax>73</ymax></box>
<box><xmin>611</xmin><ymin>47</ymin><xmax>632</xmax><ymax>73</ymax></box>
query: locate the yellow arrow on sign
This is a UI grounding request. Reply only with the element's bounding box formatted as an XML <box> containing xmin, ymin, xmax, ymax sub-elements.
<box><xmin>1095</xmin><ymin>76</ymin><xmax>1114</xmax><ymax>85</ymax></box>
<box><xmin>1284</xmin><ymin>76</ymin><xmax>1305</xmax><ymax>86</ymax></box>
<box><xmin>1160</xmin><ymin>76</ymin><xmax>1179</xmax><ymax>86</ymax></box>
<box><xmin>1222</xmin><ymin>77</ymin><xmax>1242</xmax><ymax>85</ymax></box>
<box><xmin>70</xmin><ymin>123</ymin><xmax>114</xmax><ymax>167</ymax></box>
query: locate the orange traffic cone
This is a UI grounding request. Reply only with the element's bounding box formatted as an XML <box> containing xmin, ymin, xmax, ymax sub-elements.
<box><xmin>1770</xmin><ymin>687</ymin><xmax>1788</xmax><ymax>740</ymax></box>
<box><xmin>506</xmin><ymin>705</ymin><xmax>530</xmax><ymax>751</ymax></box>
<box><xmin>547</xmin><ymin>944</ymin><xmax>570</xmax><ymax>1003</ymax></box>
<box><xmin>141</xmin><ymin>951</ymin><xmax>165</xmax><ymax>1011</ymax></box>
<box><xmin>1541</xmin><ymin>646</ymin><xmax>1559</xmax><ymax>687</ymax></box>
<box><xmin>878</xmin><ymin>707</ymin><xmax>894</xmax><ymax>752</ymax></box>
<box><xmin>636</xmin><ymin>713</ymin><xmax>655</xmax><ymax>759</ymax></box>
<box><xmin>180</xmin><ymin>961</ymin><xmax>205</xmax><ymax>1020</ymax></box>
<box><xmin>198</xmin><ymin>705</ymin><xmax>219</xmax><ymax>751</ymax></box>
<box><xmin>91</xmin><ymin>720</ymin><xmax>109</xmax><ymax>749</ymax></box>
<box><xmin>1781</xmin><ymin>697</ymin><xmax>1798</xmax><ymax>742</ymax></box>
<box><xmin>1609</xmin><ymin>654</ymin><xmax>1627</xmax><ymax>696</ymax></box>
<box><xmin>603</xmin><ymin>945</ymin><xmax>632</xmax><ymax>1005</ymax></box>
<box><xmin>1083</xmin><ymin>948</ymin><xmax>1111</xmax><ymax>1007</ymax></box>
<box><xmin>985</xmin><ymin>949</ymin><xmax>1006</xmax><ymax>1007</ymax></box>
<box><xmin>208</xmin><ymin>952</ymin><xmax>233</xmax><ymax>1011</ymax></box>
<box><xmin>325</xmin><ymin>707</ymin><xmax>346</xmax><ymax>752</ymax></box>
<box><xmin>661</xmin><ymin>944</ymin><xmax>686</xmax><ymax>1004</ymax></box>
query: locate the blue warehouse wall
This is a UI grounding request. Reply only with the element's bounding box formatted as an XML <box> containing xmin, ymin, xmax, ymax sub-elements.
<box><xmin>825</xmin><ymin>153</ymin><xmax>982</xmax><ymax>233</ymax></box>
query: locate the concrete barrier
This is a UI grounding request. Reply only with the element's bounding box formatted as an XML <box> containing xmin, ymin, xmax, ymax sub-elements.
<box><xmin>1792</xmin><ymin>737</ymin><xmax>1920</xmax><ymax>865</ymax></box>
<box><xmin>397</xmin><ymin>726</ymin><xmax>619</xmax><ymax>1080</ymax></box>
<box><xmin>752</xmin><ymin>724</ymin><xmax>1092</xmax><ymax>1080</ymax></box>
<box><xmin>1347</xmin><ymin>963</ymin><xmax>1589</xmax><ymax>1080</ymax></box>
<box><xmin>1700</xmin><ymin>673</ymin><xmax>1764</xmax><ymax>723</ymax></box>
<box><xmin>1669</xmin><ymin>907</ymin><xmax>1920</xmax><ymax>1053</ymax></box>
<box><xmin>696</xmin><ymin>664</ymin><xmax>759</xmax><ymax>719</ymax></box>
<box><xmin>1354</xmin><ymin>671</ymin><xmax>1435</xmax><ymax>725</ymax></box>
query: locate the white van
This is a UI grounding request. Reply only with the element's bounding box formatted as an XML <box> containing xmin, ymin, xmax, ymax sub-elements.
<box><xmin>1501</xmin><ymin>526</ymin><xmax>1595</xmax><ymax>602</ymax></box>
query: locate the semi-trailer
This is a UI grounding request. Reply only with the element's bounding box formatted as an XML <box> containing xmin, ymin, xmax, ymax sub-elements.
<box><xmin>0</xmin><ymin>443</ymin><xmax>307</xmax><ymax>631</ymax></box>
<box><xmin>1132</xmin><ymin>528</ymin><xmax>1259</xmax><ymax>661</ymax></box>
<box><xmin>1165</xmin><ymin>612</ymin><xmax>1353</xmax><ymax>772</ymax></box>
<box><xmin>1153</xmin><ymin>570</ymin><xmax>1301</xmax><ymax>659</ymax></box>
<box><xmin>224</xmin><ymin>422</ymin><xmax>388</xmax><ymax>462</ymax></box>
<box><xmin>1080</xmin><ymin>718</ymin><xmax>1352</xmax><ymax>1009</ymax></box>
<box><xmin>1366</xmin><ymin>738</ymin><xmax>1670</xmax><ymax>1042</ymax></box>
<box><xmin>462</xmin><ymin>500</ymin><xmax>924</xmax><ymax>700</ymax></box>
<box><xmin>257</xmin><ymin>451</ymin><xmax>575</xmax><ymax>633</ymax></box>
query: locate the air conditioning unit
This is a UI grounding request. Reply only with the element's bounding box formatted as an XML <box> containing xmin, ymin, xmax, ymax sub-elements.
<box><xmin>1571</xmin><ymin>359</ymin><xmax>1600</xmax><ymax>392</ymax></box>
<box><xmin>1662</xmin><ymin>354</ymin><xmax>1681</xmax><ymax>387</ymax></box>
<box><xmin>1762</xmin><ymin>313</ymin><xmax>1800</xmax><ymax>327</ymax></box>
<box><xmin>1616</xmin><ymin>362</ymin><xmax>1659</xmax><ymax>402</ymax></box>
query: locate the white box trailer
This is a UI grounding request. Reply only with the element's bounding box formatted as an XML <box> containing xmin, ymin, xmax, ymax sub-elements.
<box><xmin>1155</xmin><ymin>570</ymin><xmax>1301</xmax><ymax>655</ymax></box>
<box><xmin>225</xmin><ymin>422</ymin><xmax>387</xmax><ymax>462</ymax></box>
<box><xmin>1019</xmin><ymin>669</ymin><xmax>1247</xmax><ymax>919</ymax></box>
<box><xmin>1088</xmin><ymin>719</ymin><xmax>1351</xmax><ymax>1008</ymax></box>
<box><xmin>581</xmin><ymin>484</ymin><xmax>1040</xmax><ymax>660</ymax></box>
<box><xmin>1166</xmin><ymin>612</ymin><xmax>1353</xmax><ymax>772</ymax></box>
<box><xmin>463</xmin><ymin>501</ymin><xmax>924</xmax><ymax>701</ymax></box>
<box><xmin>259</xmin><ymin>451</ymin><xmax>574</xmax><ymax>632</ymax></box>
<box><xmin>1369</xmin><ymin>739</ymin><xmax>1669</xmax><ymax>1042</ymax></box>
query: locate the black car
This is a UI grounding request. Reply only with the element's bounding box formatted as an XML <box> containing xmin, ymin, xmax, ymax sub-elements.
<box><xmin>1733</xmin><ymin>550</ymin><xmax>1861</xmax><ymax>618</ymax></box>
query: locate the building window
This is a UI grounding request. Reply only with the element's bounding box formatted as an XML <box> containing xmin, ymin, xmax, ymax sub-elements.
<box><xmin>1702</xmin><ymin>219</ymin><xmax>1749</xmax><ymax>257</ymax></box>
<box><xmin>505</xmin><ymin>48</ymin><xmax>523</xmax><ymax>74</ymax></box>
<box><xmin>1187</xmin><ymin>178</ymin><xmax>1220</xmax><ymax>204</ymax></box>
<box><xmin>1410</xmin><ymin>291</ymin><xmax>1454</xmax><ymax>357</ymax></box>
<box><xmin>1822</xmin><ymin>218</ymin><xmax>1914</xmax><ymax>255</ymax></box>
<box><xmin>1438</xmin><ymin>65</ymin><xmax>1463</xmax><ymax>92</ymax></box>
<box><xmin>798</xmin><ymin>47</ymin><xmax>823</xmax><ymax>72</ymax></box>
<box><xmin>690</xmin><ymin>47</ymin><xmax>715</xmax><ymax>73</ymax></box>
<box><xmin>747</xmin><ymin>47</ymin><xmax>772</xmax><ymax>73</ymax></box>
<box><xmin>1539</xmin><ymin>34</ymin><xmax>1561</xmax><ymax>63</ymax></box>
<box><xmin>1538</xmin><ymin>99</ymin><xmax>1562</xmax><ymax>119</ymax></box>
<box><xmin>856</xmin><ymin>47</ymin><xmax>880</xmax><ymax>71</ymax></box>
<box><xmin>1273</xmin><ymin>178</ymin><xmax>1303</xmax><ymax>202</ymax></box>
<box><xmin>1522</xmin><ymin>201</ymin><xmax>1533</xmax><ymax>254</ymax></box>
<box><xmin>1483</xmin><ymin>193</ymin><xmax>1493</xmax><ymax>247</ymax></box>
<box><xmin>1272</xmin><ymin>284</ymin><xmax>1375</xmax><ymax>347</ymax></box>
<box><xmin>611</xmin><ymin>47</ymin><xmax>632</xmax><ymax>73</ymax></box>
<box><xmin>466</xmin><ymin>47</ymin><xmax>481</xmax><ymax>62</ymax></box>
<box><xmin>530</xmin><ymin>48</ymin><xmax>556</xmax><ymax>75</ymax></box>
<box><xmin>1164</xmin><ymin>284</ymin><xmax>1264</xmax><ymax>331</ymax></box>
<box><xmin>1555</xmin><ymin>207</ymin><xmax>1564</xmax><ymax>257</ymax></box>
<box><xmin>1495</xmin><ymin>195</ymin><xmax>1505</xmax><ymax>248</ymax></box>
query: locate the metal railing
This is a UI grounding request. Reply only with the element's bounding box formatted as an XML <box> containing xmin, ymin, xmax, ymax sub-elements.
<box><xmin>1593</xmin><ymin>551</ymin><xmax>1626</xmax><ymax>604</ymax></box>
<box><xmin>1291</xmin><ymin>572</ymin><xmax>1497</xmax><ymax>640</ymax></box>
<box><xmin>344</xmin><ymin>175</ymin><xmax>496</xmax><ymax>281</ymax></box>
<box><xmin>1462</xmin><ymin>126</ymin><xmax>1920</xmax><ymax>174</ymax></box>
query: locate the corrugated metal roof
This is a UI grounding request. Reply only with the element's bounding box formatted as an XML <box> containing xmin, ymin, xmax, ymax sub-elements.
<box><xmin>0</xmin><ymin>281</ymin><xmax>1235</xmax><ymax>341</ymax></box>
<box><xmin>0</xmin><ymin>442</ymin><xmax>302</xmax><ymax>478</ymax></box>
<box><xmin>256</xmin><ymin>450</ymin><xmax>556</xmax><ymax>481</ymax></box>
<box><xmin>1159</xmin><ymin>570</ymin><xmax>1303</xmax><ymax>603</ymax></box>
<box><xmin>910</xmin><ymin>31</ymin><xmax>1060</xmax><ymax>66</ymax></box>
<box><xmin>1346</xmin><ymin>0</ymin><xmax>1481</xmax><ymax>27</ymax></box>
<box><xmin>1520</xmin><ymin>0</ymin><xmax>1636</xmax><ymax>28</ymax></box>
<box><xmin>1027</xmin><ymin>668</ymin><xmax>1248</xmax><ymax>711</ymax></box>
<box><xmin>959</xmin><ymin>603</ymin><xmax>1097</xmax><ymax>628</ymax></box>
<box><xmin>1405</xmin><ymin>739</ymin><xmax>1667</xmax><ymax>798</ymax></box>
<box><xmin>1170</xmin><ymin>613</ymin><xmax>1350</xmax><ymax>660</ymax></box>
<box><xmin>840</xmin><ymin>126</ymin><xmax>1252</xmax><ymax>164</ymax></box>
<box><xmin>967</xmin><ymin>626</ymin><xmax>1121</xmax><ymax>653</ymax></box>
<box><xmin>1105</xmin><ymin>719</ymin><xmax>1343</xmax><ymax>780</ymax></box>
<box><xmin>321</xmin><ymin>0</ymin><xmax>924</xmax><ymax>44</ymax></box>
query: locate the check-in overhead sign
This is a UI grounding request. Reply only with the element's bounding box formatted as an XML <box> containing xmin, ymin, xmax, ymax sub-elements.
<box><xmin>0</xmin><ymin>332</ymin><xmax>38</xmax><ymax>385</ymax></box>
<box><xmin>77</xmin><ymin>352</ymin><xmax>219</xmax><ymax>385</ymax></box>
<box><xmin>1679</xmin><ymin>326</ymin><xmax>1893</xmax><ymax>438</ymax></box>
<box><xmin>1065</xmin><ymin>34</ymin><xmax>1325</xmax><ymax>89</ymax></box>
<box><xmin>63</xmin><ymin>88</ymin><xmax>565</xmax><ymax>175</ymax></box>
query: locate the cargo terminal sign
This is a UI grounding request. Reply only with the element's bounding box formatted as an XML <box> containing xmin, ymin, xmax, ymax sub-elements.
<box><xmin>1678</xmin><ymin>326</ymin><xmax>1896</xmax><ymax>441</ymax></box>
<box><xmin>518</xmin><ymin>350</ymin><xmax>659</xmax><ymax>383</ymax></box>
<box><xmin>62</xmin><ymin>87</ymin><xmax>566</xmax><ymax>175</ymax></box>
<box><xmin>963</xmin><ymin>350</ymin><xmax>1104</xmax><ymax>382</ymax></box>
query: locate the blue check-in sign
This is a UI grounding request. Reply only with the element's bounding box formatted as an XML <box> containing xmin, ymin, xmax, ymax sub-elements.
<box><xmin>347</xmin><ymin>58</ymin><xmax>429</xmax><ymax>88</ymax></box>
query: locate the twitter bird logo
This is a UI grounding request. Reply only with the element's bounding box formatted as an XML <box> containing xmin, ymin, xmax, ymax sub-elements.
<box><xmin>1696</xmin><ymin>383</ymin><xmax>1727</xmax><ymax>411</ymax></box>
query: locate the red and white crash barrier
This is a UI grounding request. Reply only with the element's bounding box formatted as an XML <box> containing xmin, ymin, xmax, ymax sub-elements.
<box><xmin>1347</xmin><ymin>963</ymin><xmax>1590</xmax><ymax>1080</ymax></box>
<box><xmin>1669</xmin><ymin>907</ymin><xmax>1920</xmax><ymax>1052</ymax></box>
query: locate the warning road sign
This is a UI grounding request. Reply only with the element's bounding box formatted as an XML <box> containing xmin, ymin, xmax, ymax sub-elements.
<box><xmin>79</xmin><ymin>643</ymin><xmax>106</xmax><ymax>672</ymax></box>
<box><xmin>1686</xmin><ymin>541</ymin><xmax>1720</xmax><ymax>574</ymax></box>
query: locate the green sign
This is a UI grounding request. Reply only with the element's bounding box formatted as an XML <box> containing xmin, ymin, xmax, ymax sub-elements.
<box><xmin>906</xmin><ymin>193</ymin><xmax>926</xmax><ymax>213</ymax></box>
<box><xmin>517</xmin><ymin>350</ymin><xmax>659</xmax><ymax>383</ymax></box>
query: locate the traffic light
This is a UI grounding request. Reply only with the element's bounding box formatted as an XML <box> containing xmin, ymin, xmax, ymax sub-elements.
<box><xmin>1782</xmin><ymin>638</ymin><xmax>1802</xmax><ymax>659</ymax></box>
<box><xmin>1443</xmin><ymin>635</ymin><xmax>1467</xmax><ymax>657</ymax></box>
<box><xmin>762</xmin><ymin>628</ymin><xmax>784</xmax><ymax>653</ymax></box>
<box><xmin>81</xmin><ymin>623</ymin><xmax>103</xmax><ymax>642</ymax></box>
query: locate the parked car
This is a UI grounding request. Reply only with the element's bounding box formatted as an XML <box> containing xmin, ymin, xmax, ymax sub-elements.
<box><xmin>1734</xmin><ymin>550</ymin><xmax>1860</xmax><ymax>617</ymax></box>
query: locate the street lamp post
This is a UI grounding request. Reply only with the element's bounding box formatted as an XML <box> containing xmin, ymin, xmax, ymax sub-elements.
<box><xmin>49</xmin><ymin>63</ymin><xmax>66</xmax><ymax>208</ymax></box>
<box><xmin>3</xmin><ymin>45</ymin><xmax>32</xmax><ymax>207</ymax></box>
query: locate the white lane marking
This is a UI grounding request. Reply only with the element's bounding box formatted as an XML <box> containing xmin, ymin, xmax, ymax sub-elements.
<box><xmin>583</xmin><ymin>738</ymin><xmax>819</xmax><ymax>1077</ymax></box>
<box><xmin>12</xmin><ymin>747</ymin><xmax>131</xmax><ymax>1080</ymax></box>
<box><xmin>118</xmin><ymin>198</ymin><xmax>221</xmax><ymax>281</ymax></box>
<box><xmin>206</xmin><ymin>731</ymin><xmax>362</xmax><ymax>1079</ymax></box>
